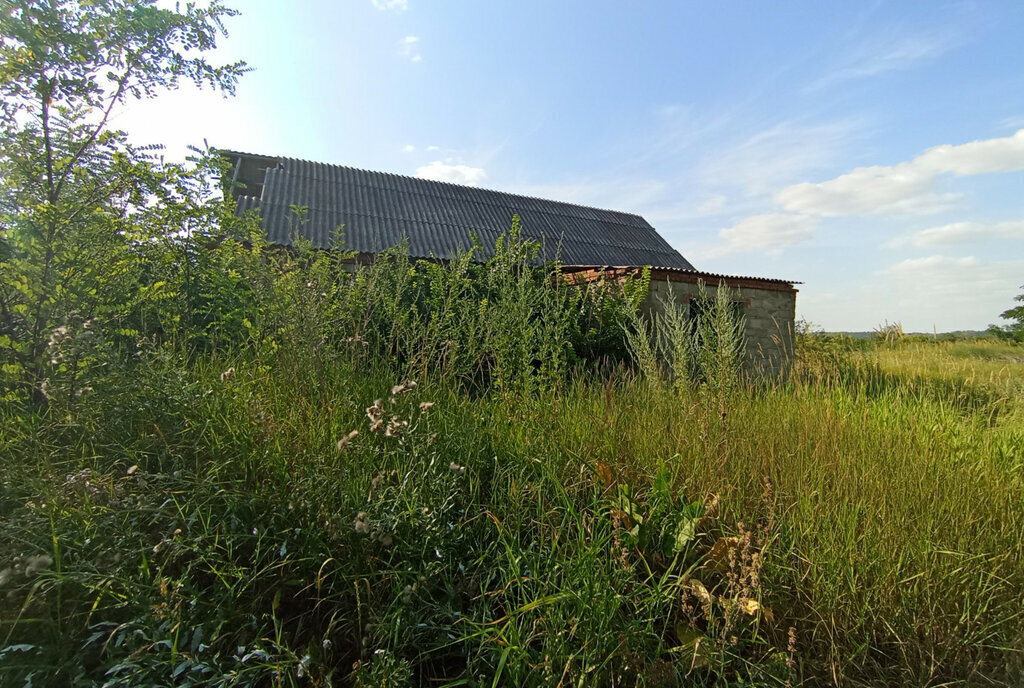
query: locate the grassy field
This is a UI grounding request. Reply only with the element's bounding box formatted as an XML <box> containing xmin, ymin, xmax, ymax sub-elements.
<box><xmin>3</xmin><ymin>3</ymin><xmax>1022</xmax><ymax>684</ymax></box>
<box><xmin>1</xmin><ymin>332</ymin><xmax>1022</xmax><ymax>687</ymax></box>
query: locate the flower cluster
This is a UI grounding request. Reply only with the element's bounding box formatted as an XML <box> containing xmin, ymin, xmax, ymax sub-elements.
<box><xmin>722</xmin><ymin>522</ymin><xmax>764</xmax><ymax>623</ymax></box>
<box><xmin>402</xmin><ymin>575</ymin><xmax>428</xmax><ymax>603</ymax></box>
<box><xmin>384</xmin><ymin>417</ymin><xmax>408</xmax><ymax>437</ymax></box>
<box><xmin>62</xmin><ymin>468</ymin><xmax>103</xmax><ymax>500</ymax></box>
<box><xmin>47</xmin><ymin>321</ymin><xmax>95</xmax><ymax>365</ymax></box>
<box><xmin>353</xmin><ymin>510</ymin><xmax>394</xmax><ymax>547</ymax></box>
<box><xmin>366</xmin><ymin>399</ymin><xmax>385</xmax><ymax>433</ymax></box>
<box><xmin>354</xmin><ymin>511</ymin><xmax>370</xmax><ymax>534</ymax></box>
<box><xmin>678</xmin><ymin>519</ymin><xmax>771</xmax><ymax>665</ymax></box>
<box><xmin>359</xmin><ymin>381</ymin><xmax>435</xmax><ymax>439</ymax></box>
<box><xmin>0</xmin><ymin>554</ymin><xmax>54</xmax><ymax>590</ymax></box>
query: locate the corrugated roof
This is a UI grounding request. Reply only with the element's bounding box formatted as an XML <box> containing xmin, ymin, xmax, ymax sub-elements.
<box><xmin>224</xmin><ymin>152</ymin><xmax>695</xmax><ymax>270</ymax></box>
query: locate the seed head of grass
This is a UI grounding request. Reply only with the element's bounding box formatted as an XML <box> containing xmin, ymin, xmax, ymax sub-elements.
<box><xmin>337</xmin><ymin>430</ymin><xmax>359</xmax><ymax>451</ymax></box>
<box><xmin>390</xmin><ymin>380</ymin><xmax>417</xmax><ymax>395</ymax></box>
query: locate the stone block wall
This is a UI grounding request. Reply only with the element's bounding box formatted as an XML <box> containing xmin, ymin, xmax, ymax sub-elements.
<box><xmin>640</xmin><ymin>273</ymin><xmax>797</xmax><ymax>381</ymax></box>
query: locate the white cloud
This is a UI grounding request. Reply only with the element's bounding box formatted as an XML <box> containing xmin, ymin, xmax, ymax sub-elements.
<box><xmin>884</xmin><ymin>255</ymin><xmax>1023</xmax><ymax>318</ymax></box>
<box><xmin>777</xmin><ymin>164</ymin><xmax>956</xmax><ymax>216</ymax></box>
<box><xmin>714</xmin><ymin>213</ymin><xmax>817</xmax><ymax>256</ymax></box>
<box><xmin>905</xmin><ymin>220</ymin><xmax>1024</xmax><ymax>246</ymax></box>
<box><xmin>415</xmin><ymin>161</ymin><xmax>486</xmax><ymax>186</ymax></box>
<box><xmin>372</xmin><ymin>0</ymin><xmax>407</xmax><ymax>11</ymax></box>
<box><xmin>403</xmin><ymin>144</ymin><xmax>415</xmax><ymax>152</ymax></box>
<box><xmin>397</xmin><ymin>35</ymin><xmax>421</xmax><ymax>62</ymax></box>
<box><xmin>777</xmin><ymin>129</ymin><xmax>1024</xmax><ymax>217</ymax></box>
<box><xmin>914</xmin><ymin>129</ymin><xmax>1024</xmax><ymax>175</ymax></box>
<box><xmin>810</xmin><ymin>255</ymin><xmax>1024</xmax><ymax>332</ymax></box>
<box><xmin>426</xmin><ymin>145</ymin><xmax>440</xmax><ymax>151</ymax></box>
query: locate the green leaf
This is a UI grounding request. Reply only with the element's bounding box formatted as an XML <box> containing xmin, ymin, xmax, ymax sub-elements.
<box><xmin>672</xmin><ymin>624</ymin><xmax>711</xmax><ymax>670</ymax></box>
<box><xmin>653</xmin><ymin>461</ymin><xmax>672</xmax><ymax>506</ymax></box>
<box><xmin>672</xmin><ymin>514</ymin><xmax>699</xmax><ymax>553</ymax></box>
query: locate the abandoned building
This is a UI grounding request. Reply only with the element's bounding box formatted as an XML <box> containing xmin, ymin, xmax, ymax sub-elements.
<box><xmin>222</xmin><ymin>151</ymin><xmax>799</xmax><ymax>376</ymax></box>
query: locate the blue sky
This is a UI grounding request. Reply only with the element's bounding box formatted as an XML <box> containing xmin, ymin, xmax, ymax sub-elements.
<box><xmin>118</xmin><ymin>1</ymin><xmax>1024</xmax><ymax>331</ymax></box>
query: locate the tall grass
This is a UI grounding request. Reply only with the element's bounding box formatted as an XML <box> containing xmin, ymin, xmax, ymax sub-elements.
<box><xmin>1</xmin><ymin>226</ymin><xmax>1022</xmax><ymax>686</ymax></box>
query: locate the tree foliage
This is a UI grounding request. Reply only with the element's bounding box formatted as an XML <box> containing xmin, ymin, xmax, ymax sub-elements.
<box><xmin>988</xmin><ymin>285</ymin><xmax>1024</xmax><ymax>342</ymax></box>
<box><xmin>999</xmin><ymin>286</ymin><xmax>1024</xmax><ymax>339</ymax></box>
<box><xmin>0</xmin><ymin>0</ymin><xmax>247</xmax><ymax>400</ymax></box>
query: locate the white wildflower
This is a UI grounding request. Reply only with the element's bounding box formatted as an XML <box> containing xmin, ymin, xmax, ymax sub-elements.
<box><xmin>366</xmin><ymin>400</ymin><xmax>384</xmax><ymax>423</ymax></box>
<box><xmin>354</xmin><ymin>512</ymin><xmax>370</xmax><ymax>534</ymax></box>
<box><xmin>384</xmin><ymin>417</ymin><xmax>408</xmax><ymax>437</ymax></box>
<box><xmin>23</xmin><ymin>554</ymin><xmax>53</xmax><ymax>576</ymax></box>
<box><xmin>390</xmin><ymin>380</ymin><xmax>417</xmax><ymax>395</ymax></box>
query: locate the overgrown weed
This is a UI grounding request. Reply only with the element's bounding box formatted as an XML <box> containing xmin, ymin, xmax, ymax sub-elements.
<box><xmin>2</xmin><ymin>223</ymin><xmax>1022</xmax><ymax>686</ymax></box>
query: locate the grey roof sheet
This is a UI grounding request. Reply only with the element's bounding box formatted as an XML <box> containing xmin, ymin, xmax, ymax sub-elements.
<box><xmin>227</xmin><ymin>153</ymin><xmax>695</xmax><ymax>270</ymax></box>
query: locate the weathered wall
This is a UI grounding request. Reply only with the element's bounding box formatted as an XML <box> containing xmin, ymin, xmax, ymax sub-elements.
<box><xmin>641</xmin><ymin>277</ymin><xmax>797</xmax><ymax>380</ymax></box>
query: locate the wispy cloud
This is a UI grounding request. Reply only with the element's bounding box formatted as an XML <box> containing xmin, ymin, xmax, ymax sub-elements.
<box><xmin>398</xmin><ymin>35</ymin><xmax>421</xmax><ymax>62</ymax></box>
<box><xmin>893</xmin><ymin>220</ymin><xmax>1024</xmax><ymax>247</ymax></box>
<box><xmin>507</xmin><ymin>115</ymin><xmax>860</xmax><ymax>233</ymax></box>
<box><xmin>696</xmin><ymin>195</ymin><xmax>727</xmax><ymax>216</ymax></box>
<box><xmin>810</xmin><ymin>33</ymin><xmax>952</xmax><ymax>90</ymax></box>
<box><xmin>999</xmin><ymin>115</ymin><xmax>1024</xmax><ymax>132</ymax></box>
<box><xmin>511</xmin><ymin>177</ymin><xmax>668</xmax><ymax>214</ymax></box>
<box><xmin>372</xmin><ymin>0</ymin><xmax>408</xmax><ymax>11</ymax></box>
<box><xmin>697</xmin><ymin>119</ymin><xmax>862</xmax><ymax>197</ymax></box>
<box><xmin>777</xmin><ymin>129</ymin><xmax>1024</xmax><ymax>217</ymax></box>
<box><xmin>415</xmin><ymin>161</ymin><xmax>486</xmax><ymax>186</ymax></box>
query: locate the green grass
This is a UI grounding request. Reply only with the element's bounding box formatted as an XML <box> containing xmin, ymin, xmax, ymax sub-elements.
<box><xmin>1</xmin><ymin>338</ymin><xmax>1022</xmax><ymax>686</ymax></box>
